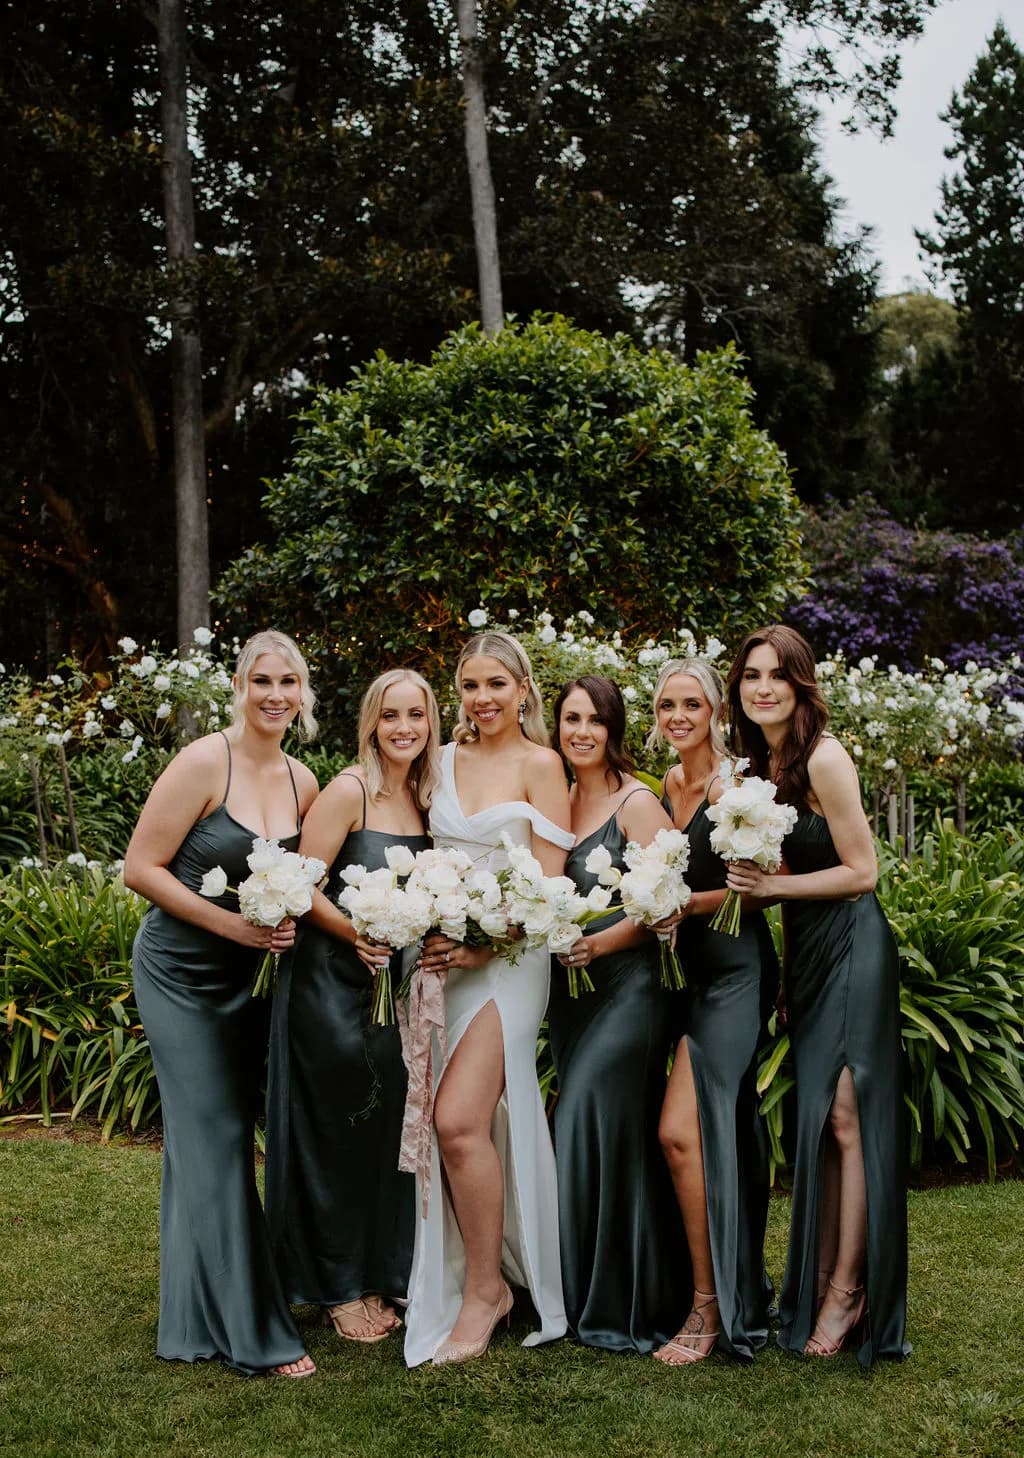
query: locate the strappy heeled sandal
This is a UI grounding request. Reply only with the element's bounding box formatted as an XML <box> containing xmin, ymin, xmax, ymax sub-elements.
<box><xmin>364</xmin><ymin>1293</ymin><xmax>402</xmax><ymax>1330</ymax></box>
<box><xmin>323</xmin><ymin>1298</ymin><xmax>391</xmax><ymax>1343</ymax></box>
<box><xmin>653</xmin><ymin>1290</ymin><xmax>721</xmax><ymax>1366</ymax></box>
<box><xmin>804</xmin><ymin>1278</ymin><xmax>866</xmax><ymax>1358</ymax></box>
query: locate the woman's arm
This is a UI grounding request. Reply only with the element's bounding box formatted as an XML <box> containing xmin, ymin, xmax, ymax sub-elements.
<box><xmin>726</xmin><ymin>740</ymin><xmax>877</xmax><ymax>904</ymax></box>
<box><xmin>524</xmin><ymin>748</ymin><xmax>572</xmax><ymax>875</ymax></box>
<box><xmin>123</xmin><ymin>739</ymin><xmax>288</xmax><ymax>948</ymax></box>
<box><xmin>294</xmin><ymin>773</ymin><xmax>362</xmax><ymax>946</ymax></box>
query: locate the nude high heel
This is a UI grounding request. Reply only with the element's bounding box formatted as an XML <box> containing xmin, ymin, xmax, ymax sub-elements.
<box><xmin>431</xmin><ymin>1282</ymin><xmax>514</xmax><ymax>1367</ymax></box>
<box><xmin>804</xmin><ymin>1278</ymin><xmax>867</xmax><ymax>1358</ymax></box>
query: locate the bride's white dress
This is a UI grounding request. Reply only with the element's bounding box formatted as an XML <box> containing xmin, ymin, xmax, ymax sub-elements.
<box><xmin>403</xmin><ymin>741</ymin><xmax>574</xmax><ymax>1367</ymax></box>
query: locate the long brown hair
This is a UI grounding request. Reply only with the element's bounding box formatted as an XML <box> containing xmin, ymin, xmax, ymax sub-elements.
<box><xmin>552</xmin><ymin>676</ymin><xmax>636</xmax><ymax>790</ymax></box>
<box><xmin>726</xmin><ymin>625</ymin><xmax>828</xmax><ymax>808</ymax></box>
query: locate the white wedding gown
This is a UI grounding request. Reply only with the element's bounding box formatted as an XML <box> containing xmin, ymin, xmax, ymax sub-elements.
<box><xmin>403</xmin><ymin>741</ymin><xmax>574</xmax><ymax>1367</ymax></box>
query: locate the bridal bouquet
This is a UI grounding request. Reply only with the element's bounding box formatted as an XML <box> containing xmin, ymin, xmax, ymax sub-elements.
<box><xmin>338</xmin><ymin>846</ymin><xmax>437</xmax><ymax>1026</ymax></box>
<box><xmin>704</xmin><ymin>764</ymin><xmax>797</xmax><ymax>936</ymax></box>
<box><xmin>585</xmin><ymin>827</ymin><xmax>692</xmax><ymax>989</ymax></box>
<box><xmin>498</xmin><ymin>834</ymin><xmax>609</xmax><ymax>996</ymax></box>
<box><xmin>199</xmin><ymin>837</ymin><xmax>327</xmax><ymax>997</ymax></box>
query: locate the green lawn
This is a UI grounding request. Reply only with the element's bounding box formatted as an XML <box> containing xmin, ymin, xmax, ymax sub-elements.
<box><xmin>1</xmin><ymin>1139</ymin><xmax>1021</xmax><ymax>1458</ymax></box>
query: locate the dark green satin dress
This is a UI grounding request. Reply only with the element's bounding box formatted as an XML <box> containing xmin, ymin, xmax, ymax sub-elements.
<box><xmin>547</xmin><ymin>801</ymin><xmax>689</xmax><ymax>1353</ymax></box>
<box><xmin>777</xmin><ymin>810</ymin><xmax>909</xmax><ymax>1367</ymax></box>
<box><xmin>671</xmin><ymin>798</ymin><xmax>777</xmax><ymax>1361</ymax></box>
<box><xmin>131</xmin><ymin>749</ymin><xmax>305</xmax><ymax>1375</ymax></box>
<box><xmin>264</xmin><ymin>805</ymin><xmax>427</xmax><ymax>1309</ymax></box>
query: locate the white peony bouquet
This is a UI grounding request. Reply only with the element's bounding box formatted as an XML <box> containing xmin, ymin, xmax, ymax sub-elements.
<box><xmin>704</xmin><ymin>763</ymin><xmax>798</xmax><ymax>935</ymax></box>
<box><xmin>338</xmin><ymin>846</ymin><xmax>437</xmax><ymax>1026</ymax></box>
<box><xmin>199</xmin><ymin>836</ymin><xmax>327</xmax><ymax>997</ymax></box>
<box><xmin>498</xmin><ymin>833</ymin><xmax>609</xmax><ymax>996</ymax></box>
<box><xmin>584</xmin><ymin>827</ymin><xmax>692</xmax><ymax>989</ymax></box>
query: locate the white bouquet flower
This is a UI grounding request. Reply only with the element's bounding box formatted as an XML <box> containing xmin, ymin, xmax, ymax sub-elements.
<box><xmin>200</xmin><ymin>836</ymin><xmax>327</xmax><ymax>997</ymax></box>
<box><xmin>704</xmin><ymin>771</ymin><xmax>798</xmax><ymax>935</ymax></box>
<box><xmin>339</xmin><ymin>848</ymin><xmax>437</xmax><ymax>1025</ymax></box>
<box><xmin>585</xmin><ymin>828</ymin><xmax>692</xmax><ymax>989</ymax></box>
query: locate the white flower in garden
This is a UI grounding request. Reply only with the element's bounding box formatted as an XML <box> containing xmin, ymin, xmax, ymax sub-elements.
<box><xmin>539</xmin><ymin>625</ymin><xmax>557</xmax><ymax>644</ymax></box>
<box><xmin>132</xmin><ymin>655</ymin><xmax>158</xmax><ymax>677</ymax></box>
<box><xmin>538</xmin><ymin>611</ymin><xmax>553</xmax><ymax>627</ymax></box>
<box><xmin>153</xmin><ymin>673</ymin><xmax>171</xmax><ymax>691</ymax></box>
<box><xmin>50</xmin><ymin>673</ymin><xmax>64</xmax><ymax>686</ymax></box>
<box><xmin>577</xmin><ymin>609</ymin><xmax>594</xmax><ymax>626</ymax></box>
<box><xmin>83</xmin><ymin>720</ymin><xmax>102</xmax><ymax>739</ymax></box>
<box><xmin>562</xmin><ymin>631</ymin><xmax>575</xmax><ymax>645</ymax></box>
<box><xmin>0</xmin><ymin>663</ymin><xmax>5</xmax><ymax>674</ymax></box>
<box><xmin>506</xmin><ymin>608</ymin><xmax>519</xmax><ymax>620</ymax></box>
<box><xmin>66</xmin><ymin>852</ymin><xmax>87</xmax><ymax>867</ymax></box>
<box><xmin>155</xmin><ymin>702</ymin><xmax>173</xmax><ymax>719</ymax></box>
<box><xmin>468</xmin><ymin>608</ymin><xmax>488</xmax><ymax>628</ymax></box>
<box><xmin>101</xmin><ymin>695</ymin><xmax>117</xmax><ymax>711</ymax></box>
<box><xmin>119</xmin><ymin>719</ymin><xmax>135</xmax><ymax>737</ymax></box>
<box><xmin>930</xmin><ymin>657</ymin><xmax>945</xmax><ymax>671</ymax></box>
<box><xmin>193</xmin><ymin>626</ymin><xmax>214</xmax><ymax>646</ymax></box>
<box><xmin>179</xmin><ymin>661</ymin><xmax>201</xmax><ymax>679</ymax></box>
<box><xmin>852</xmin><ymin>744</ymin><xmax>863</xmax><ymax>757</ymax></box>
<box><xmin>20</xmin><ymin>856</ymin><xmax>43</xmax><ymax>868</ymax></box>
<box><xmin>34</xmin><ymin>713</ymin><xmax>48</xmax><ymax>726</ymax></box>
<box><xmin>883</xmin><ymin>758</ymin><xmax>897</xmax><ymax>771</ymax></box>
<box><xmin>44</xmin><ymin>731</ymin><xmax>63</xmax><ymax>746</ymax></box>
<box><xmin>118</xmin><ymin>636</ymin><xmax>138</xmax><ymax>654</ymax></box>
<box><xmin>964</xmin><ymin>660</ymin><xmax>978</xmax><ymax>674</ymax></box>
<box><xmin>622</xmin><ymin>686</ymin><xmax>637</xmax><ymax>702</ymax></box>
<box><xmin>703</xmin><ymin>636</ymin><xmax>725</xmax><ymax>661</ymax></box>
<box><xmin>122</xmin><ymin>735</ymin><xmax>144</xmax><ymax>763</ymax></box>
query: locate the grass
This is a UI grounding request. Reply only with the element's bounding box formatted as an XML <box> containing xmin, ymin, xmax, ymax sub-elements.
<box><xmin>0</xmin><ymin>1139</ymin><xmax>1021</xmax><ymax>1458</ymax></box>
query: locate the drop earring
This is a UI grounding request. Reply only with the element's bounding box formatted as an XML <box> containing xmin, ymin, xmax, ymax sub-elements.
<box><xmin>518</xmin><ymin>702</ymin><xmax>525</xmax><ymax>725</ymax></box>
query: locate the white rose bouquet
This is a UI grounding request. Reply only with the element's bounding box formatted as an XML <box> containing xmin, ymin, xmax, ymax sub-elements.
<box><xmin>199</xmin><ymin>836</ymin><xmax>327</xmax><ymax>997</ymax></box>
<box><xmin>338</xmin><ymin>846</ymin><xmax>437</xmax><ymax>1026</ymax></box>
<box><xmin>704</xmin><ymin>767</ymin><xmax>798</xmax><ymax>936</ymax></box>
<box><xmin>584</xmin><ymin>827</ymin><xmax>692</xmax><ymax>989</ymax></box>
<box><xmin>498</xmin><ymin>834</ymin><xmax>601</xmax><ymax>996</ymax></box>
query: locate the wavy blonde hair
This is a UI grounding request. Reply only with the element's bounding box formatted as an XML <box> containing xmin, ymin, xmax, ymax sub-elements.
<box><xmin>231</xmin><ymin>629</ymin><xmax>317</xmax><ymax>741</ymax></box>
<box><xmin>453</xmin><ymin>632</ymin><xmax>549</xmax><ymax>747</ymax></box>
<box><xmin>357</xmin><ymin>668</ymin><xmax>441</xmax><ymax>810</ymax></box>
<box><xmin>646</xmin><ymin>657</ymin><xmax>727</xmax><ymax>758</ymax></box>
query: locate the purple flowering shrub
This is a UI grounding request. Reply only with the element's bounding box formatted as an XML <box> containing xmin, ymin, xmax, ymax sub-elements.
<box><xmin>788</xmin><ymin>496</ymin><xmax>1024</xmax><ymax>671</ymax></box>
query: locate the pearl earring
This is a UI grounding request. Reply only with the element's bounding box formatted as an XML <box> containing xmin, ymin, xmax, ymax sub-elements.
<box><xmin>518</xmin><ymin>702</ymin><xmax>525</xmax><ymax>724</ymax></box>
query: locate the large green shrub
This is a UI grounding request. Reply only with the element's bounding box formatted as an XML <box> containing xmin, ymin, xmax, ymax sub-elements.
<box><xmin>218</xmin><ymin>315</ymin><xmax>807</xmax><ymax>729</ymax></box>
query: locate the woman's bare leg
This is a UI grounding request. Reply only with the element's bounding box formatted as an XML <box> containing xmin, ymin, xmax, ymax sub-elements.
<box><xmin>655</xmin><ymin>1038</ymin><xmax>719</xmax><ymax>1363</ymax></box>
<box><xmin>807</xmin><ymin>1068</ymin><xmax>867</xmax><ymax>1351</ymax></box>
<box><xmin>432</xmin><ymin>1001</ymin><xmax>507</xmax><ymax>1344</ymax></box>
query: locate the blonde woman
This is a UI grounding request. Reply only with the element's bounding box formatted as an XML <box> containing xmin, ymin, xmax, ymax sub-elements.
<box><xmin>651</xmin><ymin>658</ymin><xmax>776</xmax><ymax>1367</ymax></box>
<box><xmin>265</xmin><ymin>669</ymin><xmax>439</xmax><ymax>1344</ymax></box>
<box><xmin>403</xmin><ymin>632</ymin><xmax>574</xmax><ymax>1367</ymax></box>
<box><xmin>126</xmin><ymin>630</ymin><xmax>319</xmax><ymax>1378</ymax></box>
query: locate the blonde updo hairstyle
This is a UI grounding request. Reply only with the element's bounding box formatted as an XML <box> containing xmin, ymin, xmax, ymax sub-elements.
<box><xmin>357</xmin><ymin>668</ymin><xmax>441</xmax><ymax>811</ymax></box>
<box><xmin>646</xmin><ymin>657</ymin><xmax>727</xmax><ymax>758</ymax></box>
<box><xmin>231</xmin><ymin>629</ymin><xmax>318</xmax><ymax>742</ymax></box>
<box><xmin>453</xmin><ymin>632</ymin><xmax>549</xmax><ymax>748</ymax></box>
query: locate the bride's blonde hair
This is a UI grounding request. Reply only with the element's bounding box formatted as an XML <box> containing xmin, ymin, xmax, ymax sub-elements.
<box><xmin>453</xmin><ymin>632</ymin><xmax>549</xmax><ymax>747</ymax></box>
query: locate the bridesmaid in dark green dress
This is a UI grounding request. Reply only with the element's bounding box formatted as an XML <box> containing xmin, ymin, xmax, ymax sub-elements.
<box><xmin>650</xmin><ymin>658</ymin><xmax>776</xmax><ymax>1366</ymax></box>
<box><xmin>725</xmin><ymin>625</ymin><xmax>909</xmax><ymax>1368</ymax></box>
<box><xmin>547</xmin><ymin>676</ymin><xmax>689</xmax><ymax>1353</ymax></box>
<box><xmin>126</xmin><ymin>629</ymin><xmax>320</xmax><ymax>1377</ymax></box>
<box><xmin>265</xmin><ymin>669</ymin><xmax>439</xmax><ymax>1343</ymax></box>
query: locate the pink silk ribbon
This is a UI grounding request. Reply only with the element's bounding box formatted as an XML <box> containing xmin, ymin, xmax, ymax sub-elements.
<box><xmin>397</xmin><ymin>962</ymin><xmax>448</xmax><ymax>1218</ymax></box>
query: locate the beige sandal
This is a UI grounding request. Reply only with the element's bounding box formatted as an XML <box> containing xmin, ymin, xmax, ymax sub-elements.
<box><xmin>323</xmin><ymin>1298</ymin><xmax>391</xmax><ymax>1343</ymax></box>
<box><xmin>804</xmin><ymin>1279</ymin><xmax>866</xmax><ymax>1358</ymax></box>
<box><xmin>365</xmin><ymin>1293</ymin><xmax>402</xmax><ymax>1330</ymax></box>
<box><xmin>653</xmin><ymin>1290</ymin><xmax>721</xmax><ymax>1366</ymax></box>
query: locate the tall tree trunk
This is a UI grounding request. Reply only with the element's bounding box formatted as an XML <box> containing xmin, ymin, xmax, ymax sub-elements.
<box><xmin>455</xmin><ymin>0</ymin><xmax>503</xmax><ymax>335</ymax></box>
<box><xmin>158</xmin><ymin>0</ymin><xmax>210</xmax><ymax>647</ymax></box>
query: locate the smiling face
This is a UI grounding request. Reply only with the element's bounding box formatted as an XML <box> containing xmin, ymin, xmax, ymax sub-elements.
<box><xmin>375</xmin><ymin>680</ymin><xmax>430</xmax><ymax>768</ymax></box>
<box><xmin>558</xmin><ymin>686</ymin><xmax>609</xmax><ymax>770</ymax></box>
<box><xmin>656</xmin><ymin>673</ymin><xmax>714</xmax><ymax>754</ymax></box>
<box><xmin>738</xmin><ymin>643</ymin><xmax>798</xmax><ymax>733</ymax></box>
<box><xmin>240</xmin><ymin>652</ymin><xmax>302</xmax><ymax>735</ymax></box>
<box><xmin>459</xmin><ymin>654</ymin><xmax>527</xmax><ymax>737</ymax></box>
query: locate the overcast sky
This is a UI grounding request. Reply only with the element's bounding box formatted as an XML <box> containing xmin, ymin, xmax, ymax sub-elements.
<box><xmin>814</xmin><ymin>0</ymin><xmax>1022</xmax><ymax>296</ymax></box>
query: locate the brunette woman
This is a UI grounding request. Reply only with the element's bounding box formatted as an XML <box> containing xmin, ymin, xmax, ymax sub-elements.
<box><xmin>725</xmin><ymin>625</ymin><xmax>908</xmax><ymax>1367</ymax></box>
<box><xmin>403</xmin><ymin>632</ymin><xmax>573</xmax><ymax>1367</ymax></box>
<box><xmin>126</xmin><ymin>630</ymin><xmax>319</xmax><ymax>1378</ymax></box>
<box><xmin>548</xmin><ymin>675</ymin><xmax>688</xmax><ymax>1353</ymax></box>
<box><xmin>265</xmin><ymin>669</ymin><xmax>438</xmax><ymax>1343</ymax></box>
<box><xmin>651</xmin><ymin>659</ymin><xmax>776</xmax><ymax>1366</ymax></box>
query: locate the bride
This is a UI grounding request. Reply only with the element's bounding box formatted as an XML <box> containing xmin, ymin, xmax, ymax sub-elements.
<box><xmin>403</xmin><ymin>631</ymin><xmax>573</xmax><ymax>1367</ymax></box>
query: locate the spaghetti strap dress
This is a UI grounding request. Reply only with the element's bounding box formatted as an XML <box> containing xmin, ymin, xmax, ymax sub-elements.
<box><xmin>670</xmin><ymin>796</ymin><xmax>777</xmax><ymax>1361</ymax></box>
<box><xmin>265</xmin><ymin>774</ymin><xmax>428</xmax><ymax>1309</ymax></box>
<box><xmin>776</xmin><ymin>809</ymin><xmax>909</xmax><ymax>1367</ymax></box>
<box><xmin>131</xmin><ymin>733</ymin><xmax>306</xmax><ymax>1374</ymax></box>
<box><xmin>547</xmin><ymin>794</ymin><xmax>688</xmax><ymax>1352</ymax></box>
<box><xmin>402</xmin><ymin>742</ymin><xmax>575</xmax><ymax>1368</ymax></box>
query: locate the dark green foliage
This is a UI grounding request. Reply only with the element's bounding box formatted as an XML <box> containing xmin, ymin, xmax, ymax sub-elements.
<box><xmin>218</xmin><ymin>316</ymin><xmax>806</xmax><ymax>727</ymax></box>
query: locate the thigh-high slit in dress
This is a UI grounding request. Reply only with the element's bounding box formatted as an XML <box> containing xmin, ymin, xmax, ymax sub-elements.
<box><xmin>402</xmin><ymin>742</ymin><xmax>575</xmax><ymax>1368</ymax></box>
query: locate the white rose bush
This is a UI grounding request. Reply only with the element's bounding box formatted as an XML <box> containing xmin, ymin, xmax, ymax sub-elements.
<box><xmin>200</xmin><ymin>836</ymin><xmax>327</xmax><ymax>998</ymax></box>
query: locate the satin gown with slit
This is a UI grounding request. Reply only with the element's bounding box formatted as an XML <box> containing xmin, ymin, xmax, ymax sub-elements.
<box><xmin>547</xmin><ymin>798</ymin><xmax>689</xmax><ymax>1352</ymax></box>
<box><xmin>776</xmin><ymin>809</ymin><xmax>909</xmax><ymax>1367</ymax></box>
<box><xmin>131</xmin><ymin>736</ymin><xmax>306</xmax><ymax>1374</ymax></box>
<box><xmin>670</xmin><ymin>796</ymin><xmax>777</xmax><ymax>1361</ymax></box>
<box><xmin>402</xmin><ymin>741</ymin><xmax>575</xmax><ymax>1368</ymax></box>
<box><xmin>265</xmin><ymin>773</ymin><xmax>428</xmax><ymax>1311</ymax></box>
